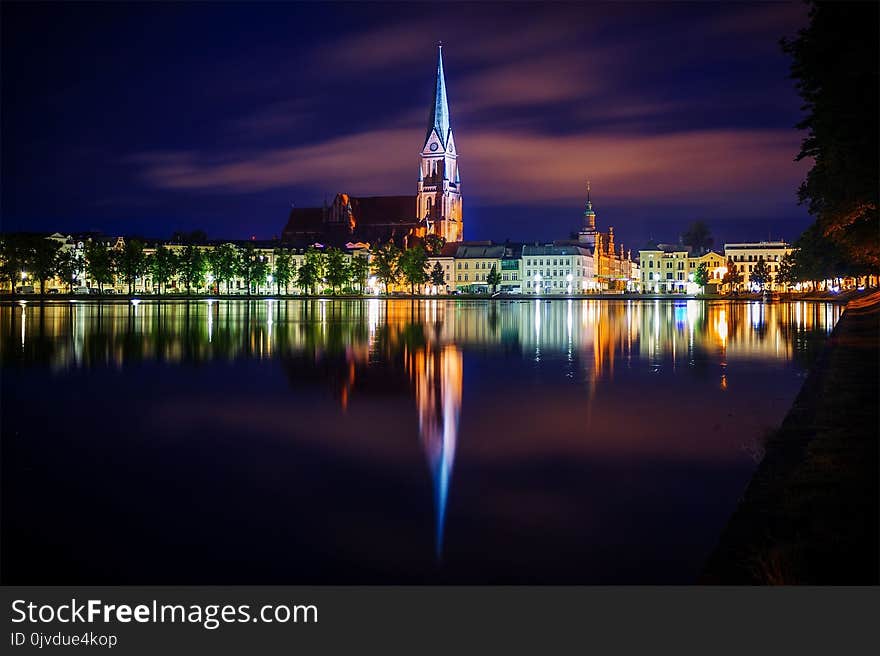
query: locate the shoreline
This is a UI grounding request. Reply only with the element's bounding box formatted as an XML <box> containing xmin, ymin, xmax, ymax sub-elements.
<box><xmin>700</xmin><ymin>291</ymin><xmax>879</xmax><ymax>584</ymax></box>
<box><xmin>0</xmin><ymin>290</ymin><xmax>868</xmax><ymax>305</ymax></box>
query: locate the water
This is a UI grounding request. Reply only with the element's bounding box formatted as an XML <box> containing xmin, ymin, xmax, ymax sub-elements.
<box><xmin>0</xmin><ymin>298</ymin><xmax>841</xmax><ymax>584</ymax></box>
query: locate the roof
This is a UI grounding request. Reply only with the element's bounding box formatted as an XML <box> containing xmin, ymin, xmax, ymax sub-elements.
<box><xmin>348</xmin><ymin>195</ymin><xmax>416</xmax><ymax>225</ymax></box>
<box><xmin>724</xmin><ymin>241</ymin><xmax>791</xmax><ymax>250</ymax></box>
<box><xmin>284</xmin><ymin>207</ymin><xmax>325</xmax><ymax>234</ymax></box>
<box><xmin>282</xmin><ymin>195</ymin><xmax>419</xmax><ymax>247</ymax></box>
<box><xmin>523</xmin><ymin>244</ymin><xmax>593</xmax><ymax>257</ymax></box>
<box><xmin>639</xmin><ymin>242</ymin><xmax>691</xmax><ymax>254</ymax></box>
<box><xmin>455</xmin><ymin>244</ymin><xmax>506</xmax><ymax>259</ymax></box>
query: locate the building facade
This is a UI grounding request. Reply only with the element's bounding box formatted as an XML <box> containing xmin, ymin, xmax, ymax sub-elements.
<box><xmin>723</xmin><ymin>241</ymin><xmax>793</xmax><ymax>291</ymax></box>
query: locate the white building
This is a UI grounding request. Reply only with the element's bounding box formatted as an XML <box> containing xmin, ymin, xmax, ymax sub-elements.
<box><xmin>522</xmin><ymin>244</ymin><xmax>596</xmax><ymax>294</ymax></box>
<box><xmin>724</xmin><ymin>241</ymin><xmax>793</xmax><ymax>291</ymax></box>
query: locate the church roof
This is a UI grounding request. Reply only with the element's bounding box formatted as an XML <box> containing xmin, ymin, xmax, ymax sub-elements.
<box><xmin>285</xmin><ymin>207</ymin><xmax>325</xmax><ymax>233</ymax></box>
<box><xmin>426</xmin><ymin>45</ymin><xmax>450</xmax><ymax>147</ymax></box>
<box><xmin>282</xmin><ymin>195</ymin><xmax>418</xmax><ymax>247</ymax></box>
<box><xmin>348</xmin><ymin>195</ymin><xmax>416</xmax><ymax>225</ymax></box>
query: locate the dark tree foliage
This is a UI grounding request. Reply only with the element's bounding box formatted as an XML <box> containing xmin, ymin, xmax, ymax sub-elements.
<box><xmin>681</xmin><ymin>221</ymin><xmax>713</xmax><ymax>255</ymax></box>
<box><xmin>722</xmin><ymin>257</ymin><xmax>743</xmax><ymax>291</ymax></box>
<box><xmin>781</xmin><ymin>1</ymin><xmax>879</xmax><ymax>269</ymax></box>
<box><xmin>486</xmin><ymin>264</ymin><xmax>502</xmax><ymax>293</ymax></box>
<box><xmin>751</xmin><ymin>259</ymin><xmax>772</xmax><ymax>290</ymax></box>
<box><xmin>171</xmin><ymin>230</ymin><xmax>208</xmax><ymax>245</ymax></box>
<box><xmin>423</xmin><ymin>234</ymin><xmax>447</xmax><ymax>256</ymax></box>
<box><xmin>790</xmin><ymin>220</ymin><xmax>852</xmax><ymax>286</ymax></box>
<box><xmin>693</xmin><ymin>262</ymin><xmax>710</xmax><ymax>289</ymax></box>
<box><xmin>399</xmin><ymin>245</ymin><xmax>429</xmax><ymax>294</ymax></box>
<box><xmin>430</xmin><ymin>261</ymin><xmax>446</xmax><ymax>287</ymax></box>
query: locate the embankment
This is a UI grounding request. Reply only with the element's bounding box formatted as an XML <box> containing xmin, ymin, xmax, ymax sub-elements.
<box><xmin>701</xmin><ymin>292</ymin><xmax>879</xmax><ymax>584</ymax></box>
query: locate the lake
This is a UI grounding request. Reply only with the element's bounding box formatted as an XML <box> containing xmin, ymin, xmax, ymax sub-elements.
<box><xmin>0</xmin><ymin>298</ymin><xmax>841</xmax><ymax>584</ymax></box>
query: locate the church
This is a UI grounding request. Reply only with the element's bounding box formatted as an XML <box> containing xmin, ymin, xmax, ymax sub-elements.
<box><xmin>282</xmin><ymin>45</ymin><xmax>462</xmax><ymax>247</ymax></box>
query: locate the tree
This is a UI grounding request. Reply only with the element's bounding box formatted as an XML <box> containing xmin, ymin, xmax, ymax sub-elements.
<box><xmin>751</xmin><ymin>259</ymin><xmax>772</xmax><ymax>291</ymax></box>
<box><xmin>398</xmin><ymin>245</ymin><xmax>429</xmax><ymax>294</ymax></box>
<box><xmin>236</xmin><ymin>244</ymin><xmax>269</xmax><ymax>295</ymax></box>
<box><xmin>781</xmin><ymin>1</ymin><xmax>879</xmax><ymax>270</ymax></box>
<box><xmin>273</xmin><ymin>248</ymin><xmax>294</xmax><ymax>294</ymax></box>
<box><xmin>85</xmin><ymin>241</ymin><xmax>115</xmax><ymax>292</ymax></box>
<box><xmin>693</xmin><ymin>262</ymin><xmax>710</xmax><ymax>291</ymax></box>
<box><xmin>430</xmin><ymin>261</ymin><xmax>446</xmax><ymax>288</ymax></box>
<box><xmin>721</xmin><ymin>257</ymin><xmax>742</xmax><ymax>292</ymax></box>
<box><xmin>486</xmin><ymin>264</ymin><xmax>502</xmax><ymax>293</ymax></box>
<box><xmin>116</xmin><ymin>239</ymin><xmax>147</xmax><ymax>295</ymax></box>
<box><xmin>296</xmin><ymin>256</ymin><xmax>318</xmax><ymax>295</ymax></box>
<box><xmin>424</xmin><ymin>234</ymin><xmax>447</xmax><ymax>256</ymax></box>
<box><xmin>681</xmin><ymin>221</ymin><xmax>713</xmax><ymax>255</ymax></box>
<box><xmin>300</xmin><ymin>246</ymin><xmax>326</xmax><ymax>295</ymax></box>
<box><xmin>29</xmin><ymin>237</ymin><xmax>61</xmax><ymax>295</ymax></box>
<box><xmin>0</xmin><ymin>234</ymin><xmax>28</xmax><ymax>291</ymax></box>
<box><xmin>347</xmin><ymin>254</ymin><xmax>369</xmax><ymax>293</ymax></box>
<box><xmin>55</xmin><ymin>248</ymin><xmax>83</xmax><ymax>292</ymax></box>
<box><xmin>150</xmin><ymin>245</ymin><xmax>177</xmax><ymax>295</ymax></box>
<box><xmin>325</xmin><ymin>247</ymin><xmax>347</xmax><ymax>293</ymax></box>
<box><xmin>171</xmin><ymin>229</ymin><xmax>208</xmax><ymax>245</ymax></box>
<box><xmin>371</xmin><ymin>241</ymin><xmax>400</xmax><ymax>294</ymax></box>
<box><xmin>178</xmin><ymin>245</ymin><xmax>206</xmax><ymax>293</ymax></box>
<box><xmin>777</xmin><ymin>252</ymin><xmax>799</xmax><ymax>289</ymax></box>
<box><xmin>207</xmin><ymin>243</ymin><xmax>239</xmax><ymax>294</ymax></box>
<box><xmin>789</xmin><ymin>220</ymin><xmax>850</xmax><ymax>290</ymax></box>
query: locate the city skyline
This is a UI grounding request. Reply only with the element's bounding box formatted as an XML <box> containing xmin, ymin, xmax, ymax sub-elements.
<box><xmin>3</xmin><ymin>2</ymin><xmax>812</xmax><ymax>248</ymax></box>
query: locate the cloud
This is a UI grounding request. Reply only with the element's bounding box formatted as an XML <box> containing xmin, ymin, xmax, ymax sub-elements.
<box><xmin>133</xmin><ymin>123</ymin><xmax>807</xmax><ymax>211</ymax></box>
<box><xmin>130</xmin><ymin>3</ymin><xmax>809</xmax><ymax>215</ymax></box>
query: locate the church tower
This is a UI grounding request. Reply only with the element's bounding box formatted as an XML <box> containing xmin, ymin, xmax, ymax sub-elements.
<box><xmin>417</xmin><ymin>44</ymin><xmax>462</xmax><ymax>243</ymax></box>
<box><xmin>578</xmin><ymin>181</ymin><xmax>597</xmax><ymax>246</ymax></box>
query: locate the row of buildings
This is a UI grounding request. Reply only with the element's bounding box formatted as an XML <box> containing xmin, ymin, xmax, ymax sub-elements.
<box><xmin>3</xmin><ymin>230</ymin><xmax>794</xmax><ymax>295</ymax></box>
<box><xmin>2</xmin><ymin>45</ymin><xmax>798</xmax><ymax>296</ymax></box>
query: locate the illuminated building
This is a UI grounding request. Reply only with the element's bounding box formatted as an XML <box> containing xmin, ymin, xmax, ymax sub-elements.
<box><xmin>281</xmin><ymin>45</ymin><xmax>462</xmax><ymax>247</ymax></box>
<box><xmin>523</xmin><ymin>244</ymin><xmax>595</xmax><ymax>294</ymax></box>
<box><xmin>639</xmin><ymin>244</ymin><xmax>691</xmax><ymax>293</ymax></box>
<box><xmin>570</xmin><ymin>182</ymin><xmax>633</xmax><ymax>291</ymax></box>
<box><xmin>724</xmin><ymin>241</ymin><xmax>793</xmax><ymax>291</ymax></box>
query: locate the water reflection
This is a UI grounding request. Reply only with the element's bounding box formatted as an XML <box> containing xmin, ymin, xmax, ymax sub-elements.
<box><xmin>1</xmin><ymin>299</ymin><xmax>841</xmax><ymax>567</ymax></box>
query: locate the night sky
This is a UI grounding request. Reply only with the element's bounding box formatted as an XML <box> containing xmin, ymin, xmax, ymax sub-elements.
<box><xmin>2</xmin><ymin>1</ymin><xmax>811</xmax><ymax>249</ymax></box>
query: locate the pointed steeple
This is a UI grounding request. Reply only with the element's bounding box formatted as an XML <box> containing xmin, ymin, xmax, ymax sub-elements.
<box><xmin>583</xmin><ymin>180</ymin><xmax>596</xmax><ymax>232</ymax></box>
<box><xmin>426</xmin><ymin>43</ymin><xmax>450</xmax><ymax>147</ymax></box>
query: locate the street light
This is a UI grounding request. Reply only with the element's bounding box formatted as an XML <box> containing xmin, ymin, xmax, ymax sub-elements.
<box><xmin>533</xmin><ymin>273</ymin><xmax>542</xmax><ymax>295</ymax></box>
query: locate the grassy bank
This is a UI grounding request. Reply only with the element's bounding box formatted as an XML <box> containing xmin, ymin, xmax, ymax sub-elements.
<box><xmin>701</xmin><ymin>292</ymin><xmax>879</xmax><ymax>584</ymax></box>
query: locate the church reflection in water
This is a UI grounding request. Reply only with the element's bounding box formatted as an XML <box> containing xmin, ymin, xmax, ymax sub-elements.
<box><xmin>0</xmin><ymin>298</ymin><xmax>842</xmax><ymax>559</ymax></box>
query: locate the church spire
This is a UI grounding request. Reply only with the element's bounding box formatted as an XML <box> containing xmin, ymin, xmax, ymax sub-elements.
<box><xmin>426</xmin><ymin>43</ymin><xmax>450</xmax><ymax>147</ymax></box>
<box><xmin>583</xmin><ymin>180</ymin><xmax>596</xmax><ymax>232</ymax></box>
